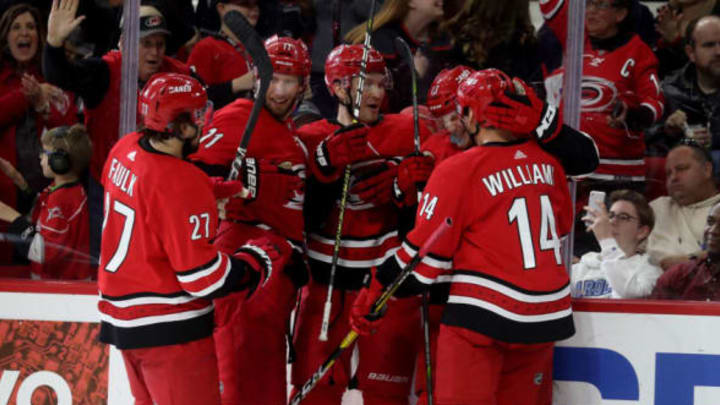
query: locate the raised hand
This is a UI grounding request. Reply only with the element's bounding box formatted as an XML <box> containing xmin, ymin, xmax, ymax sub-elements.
<box><xmin>47</xmin><ymin>0</ymin><xmax>86</xmax><ymax>47</ymax></box>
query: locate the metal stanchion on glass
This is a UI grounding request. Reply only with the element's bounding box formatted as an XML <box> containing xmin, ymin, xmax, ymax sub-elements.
<box><xmin>119</xmin><ymin>0</ymin><xmax>140</xmax><ymax>139</ymax></box>
<box><xmin>561</xmin><ymin>0</ymin><xmax>586</xmax><ymax>272</ymax></box>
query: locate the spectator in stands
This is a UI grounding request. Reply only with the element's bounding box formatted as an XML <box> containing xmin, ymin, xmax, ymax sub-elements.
<box><xmin>0</xmin><ymin>124</ymin><xmax>93</xmax><ymax>280</ymax></box>
<box><xmin>188</xmin><ymin>0</ymin><xmax>258</xmax><ymax>109</ymax></box>
<box><xmin>651</xmin><ymin>200</ymin><xmax>720</xmax><ymax>300</ymax></box>
<box><xmin>572</xmin><ymin>189</ymin><xmax>663</xmax><ymax>298</ymax></box>
<box><xmin>655</xmin><ymin>0</ymin><xmax>720</xmax><ymax>78</ymax></box>
<box><xmin>0</xmin><ymin>3</ymin><xmax>76</xmax><ymax>265</ymax></box>
<box><xmin>648</xmin><ymin>140</ymin><xmax>720</xmax><ymax>271</ymax></box>
<box><xmin>445</xmin><ymin>0</ymin><xmax>545</xmax><ymax>86</ymax></box>
<box><xmin>539</xmin><ymin>0</ymin><xmax>658</xmax><ymax>75</ymax></box>
<box><xmin>346</xmin><ymin>0</ymin><xmax>460</xmax><ymax>113</ymax></box>
<box><xmin>143</xmin><ymin>0</ymin><xmax>197</xmax><ymax>61</ymax></box>
<box><xmin>43</xmin><ymin>0</ymin><xmax>190</xmax><ymax>263</ymax></box>
<box><xmin>648</xmin><ymin>16</ymin><xmax>720</xmax><ymax>171</ymax></box>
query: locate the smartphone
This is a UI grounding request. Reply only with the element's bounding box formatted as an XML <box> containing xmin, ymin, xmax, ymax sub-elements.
<box><xmin>586</xmin><ymin>190</ymin><xmax>606</xmax><ymax>225</ymax></box>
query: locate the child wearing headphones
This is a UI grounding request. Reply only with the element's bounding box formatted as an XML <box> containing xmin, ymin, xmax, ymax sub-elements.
<box><xmin>0</xmin><ymin>124</ymin><xmax>94</xmax><ymax>280</ymax></box>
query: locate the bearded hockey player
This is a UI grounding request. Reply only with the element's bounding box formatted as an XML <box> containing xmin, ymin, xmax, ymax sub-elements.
<box><xmin>189</xmin><ymin>36</ymin><xmax>310</xmax><ymax>405</ymax></box>
<box><xmin>98</xmin><ymin>73</ymin><xmax>282</xmax><ymax>405</ymax></box>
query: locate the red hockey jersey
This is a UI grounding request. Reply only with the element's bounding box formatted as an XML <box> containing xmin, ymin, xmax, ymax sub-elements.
<box><xmin>392</xmin><ymin>139</ymin><xmax>575</xmax><ymax>343</ymax></box>
<box><xmin>541</xmin><ymin>0</ymin><xmax>664</xmax><ymax>181</ymax></box>
<box><xmin>297</xmin><ymin>114</ymin><xmax>431</xmax><ymax>287</ymax></box>
<box><xmin>98</xmin><ymin>132</ymin><xmax>238</xmax><ymax>349</ymax></box>
<box><xmin>189</xmin><ymin>98</ymin><xmax>307</xmax><ymax>244</ymax></box>
<box><xmin>30</xmin><ymin>181</ymin><xmax>93</xmax><ymax>280</ymax></box>
<box><xmin>188</xmin><ymin>35</ymin><xmax>250</xmax><ymax>86</ymax></box>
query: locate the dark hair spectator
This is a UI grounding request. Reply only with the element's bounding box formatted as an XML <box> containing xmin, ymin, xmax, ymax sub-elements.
<box><xmin>648</xmin><ymin>140</ymin><xmax>720</xmax><ymax>270</ymax></box>
<box><xmin>445</xmin><ymin>0</ymin><xmax>544</xmax><ymax>85</ymax></box>
<box><xmin>0</xmin><ymin>3</ymin><xmax>77</xmax><ymax>265</ymax></box>
<box><xmin>654</xmin><ymin>0</ymin><xmax>720</xmax><ymax>79</ymax></box>
<box><xmin>646</xmin><ymin>15</ymin><xmax>720</xmax><ymax>170</ymax></box>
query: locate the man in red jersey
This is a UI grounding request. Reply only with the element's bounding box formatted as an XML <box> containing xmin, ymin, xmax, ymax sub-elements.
<box><xmin>292</xmin><ymin>43</ymin><xmax>434</xmax><ymax>404</ymax></box>
<box><xmin>351</xmin><ymin>69</ymin><xmax>578</xmax><ymax>405</ymax></box>
<box><xmin>98</xmin><ymin>73</ymin><xmax>283</xmax><ymax>405</ymax></box>
<box><xmin>189</xmin><ymin>35</ymin><xmax>309</xmax><ymax>405</ymax></box>
<box><xmin>188</xmin><ymin>0</ymin><xmax>259</xmax><ymax>109</ymax></box>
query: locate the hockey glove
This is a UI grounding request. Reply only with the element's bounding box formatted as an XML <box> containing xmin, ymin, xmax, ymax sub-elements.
<box><xmin>208</xmin><ymin>176</ymin><xmax>245</xmax><ymax>200</ymax></box>
<box><xmin>224</xmin><ymin>158</ymin><xmax>303</xmax><ymax>221</ymax></box>
<box><xmin>351</xmin><ymin>163</ymin><xmax>398</xmax><ymax>206</ymax></box>
<box><xmin>484</xmin><ymin>78</ymin><xmax>562</xmax><ymax>143</ymax></box>
<box><xmin>350</xmin><ymin>271</ymin><xmax>387</xmax><ymax>336</ymax></box>
<box><xmin>314</xmin><ymin>123</ymin><xmax>375</xmax><ymax>173</ymax></box>
<box><xmin>233</xmin><ymin>237</ymin><xmax>284</xmax><ymax>295</ymax></box>
<box><xmin>393</xmin><ymin>155</ymin><xmax>434</xmax><ymax>206</ymax></box>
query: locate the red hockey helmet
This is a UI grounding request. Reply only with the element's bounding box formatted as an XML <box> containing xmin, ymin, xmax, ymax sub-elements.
<box><xmin>456</xmin><ymin>68</ymin><xmax>513</xmax><ymax>123</ymax></box>
<box><xmin>139</xmin><ymin>73</ymin><xmax>210</xmax><ymax>132</ymax></box>
<box><xmin>427</xmin><ymin>65</ymin><xmax>473</xmax><ymax>117</ymax></box>
<box><xmin>324</xmin><ymin>44</ymin><xmax>391</xmax><ymax>96</ymax></box>
<box><xmin>265</xmin><ymin>35</ymin><xmax>311</xmax><ymax>79</ymax></box>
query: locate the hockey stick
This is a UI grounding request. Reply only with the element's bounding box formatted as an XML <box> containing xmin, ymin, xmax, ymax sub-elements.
<box><xmin>318</xmin><ymin>0</ymin><xmax>378</xmax><ymax>342</ymax></box>
<box><xmin>394</xmin><ymin>37</ymin><xmax>421</xmax><ymax>154</ymax></box>
<box><xmin>292</xmin><ymin>217</ymin><xmax>452</xmax><ymax>404</ymax></box>
<box><xmin>223</xmin><ymin>10</ymin><xmax>273</xmax><ymax>181</ymax></box>
<box><xmin>421</xmin><ymin>292</ymin><xmax>434</xmax><ymax>405</ymax></box>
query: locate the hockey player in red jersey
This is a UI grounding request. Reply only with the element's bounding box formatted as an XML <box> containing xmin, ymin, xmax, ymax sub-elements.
<box><xmin>292</xmin><ymin>43</ymin><xmax>434</xmax><ymax>404</ymax></box>
<box><xmin>98</xmin><ymin>73</ymin><xmax>283</xmax><ymax>405</ymax></box>
<box><xmin>351</xmin><ymin>69</ymin><xmax>578</xmax><ymax>405</ymax></box>
<box><xmin>189</xmin><ymin>35</ymin><xmax>309</xmax><ymax>405</ymax></box>
<box><xmin>415</xmin><ymin>66</ymin><xmax>599</xmax><ymax>403</ymax></box>
<box><xmin>422</xmin><ymin>65</ymin><xmax>475</xmax><ymax>159</ymax></box>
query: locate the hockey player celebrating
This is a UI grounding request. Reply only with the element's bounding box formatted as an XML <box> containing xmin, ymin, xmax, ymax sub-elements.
<box><xmin>350</xmin><ymin>69</ymin><xmax>580</xmax><ymax>405</ymax></box>
<box><xmin>415</xmin><ymin>67</ymin><xmax>599</xmax><ymax>403</ymax></box>
<box><xmin>292</xmin><ymin>43</ymin><xmax>434</xmax><ymax>404</ymax></box>
<box><xmin>189</xmin><ymin>35</ymin><xmax>309</xmax><ymax>405</ymax></box>
<box><xmin>423</xmin><ymin>65</ymin><xmax>475</xmax><ymax>158</ymax></box>
<box><xmin>97</xmin><ymin>73</ymin><xmax>283</xmax><ymax>405</ymax></box>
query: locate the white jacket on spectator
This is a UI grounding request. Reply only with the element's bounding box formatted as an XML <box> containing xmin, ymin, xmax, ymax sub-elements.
<box><xmin>648</xmin><ymin>193</ymin><xmax>720</xmax><ymax>265</ymax></box>
<box><xmin>572</xmin><ymin>239</ymin><xmax>663</xmax><ymax>299</ymax></box>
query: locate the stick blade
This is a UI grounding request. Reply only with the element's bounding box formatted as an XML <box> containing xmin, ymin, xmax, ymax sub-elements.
<box><xmin>223</xmin><ymin>10</ymin><xmax>273</xmax><ymax>84</ymax></box>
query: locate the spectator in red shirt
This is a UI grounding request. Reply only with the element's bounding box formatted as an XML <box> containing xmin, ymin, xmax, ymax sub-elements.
<box><xmin>188</xmin><ymin>0</ymin><xmax>258</xmax><ymax>109</ymax></box>
<box><xmin>651</xmin><ymin>201</ymin><xmax>720</xmax><ymax>301</ymax></box>
<box><xmin>0</xmin><ymin>124</ymin><xmax>93</xmax><ymax>280</ymax></box>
